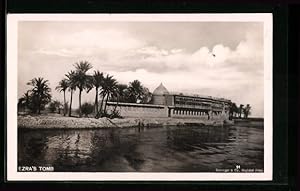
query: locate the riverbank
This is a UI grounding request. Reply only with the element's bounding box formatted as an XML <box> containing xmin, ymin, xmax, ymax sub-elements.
<box><xmin>18</xmin><ymin>115</ymin><xmax>231</xmax><ymax>129</ymax></box>
<box><xmin>233</xmin><ymin>118</ymin><xmax>264</xmax><ymax>128</ymax></box>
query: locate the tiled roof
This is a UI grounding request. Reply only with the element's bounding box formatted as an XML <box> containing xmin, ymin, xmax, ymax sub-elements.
<box><xmin>153</xmin><ymin>83</ymin><xmax>169</xmax><ymax>95</ymax></box>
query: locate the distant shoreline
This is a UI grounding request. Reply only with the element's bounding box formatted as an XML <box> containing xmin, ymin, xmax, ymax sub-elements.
<box><xmin>17</xmin><ymin>115</ymin><xmax>233</xmax><ymax>129</ymax></box>
<box><xmin>234</xmin><ymin>117</ymin><xmax>264</xmax><ymax>121</ymax></box>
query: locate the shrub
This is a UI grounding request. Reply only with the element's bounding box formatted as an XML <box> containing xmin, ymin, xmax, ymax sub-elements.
<box><xmin>109</xmin><ymin>109</ymin><xmax>122</xmax><ymax>119</ymax></box>
<box><xmin>100</xmin><ymin>109</ymin><xmax>122</xmax><ymax>119</ymax></box>
<box><xmin>48</xmin><ymin>100</ymin><xmax>61</xmax><ymax>113</ymax></box>
<box><xmin>81</xmin><ymin>102</ymin><xmax>94</xmax><ymax>117</ymax></box>
<box><xmin>48</xmin><ymin>102</ymin><xmax>57</xmax><ymax>113</ymax></box>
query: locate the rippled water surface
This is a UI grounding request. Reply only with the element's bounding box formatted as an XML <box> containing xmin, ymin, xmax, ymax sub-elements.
<box><xmin>18</xmin><ymin>123</ymin><xmax>264</xmax><ymax>172</ymax></box>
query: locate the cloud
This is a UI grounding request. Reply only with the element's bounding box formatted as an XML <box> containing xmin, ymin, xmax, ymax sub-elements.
<box><xmin>25</xmin><ymin>23</ymin><xmax>263</xmax><ymax>77</ymax></box>
<box><xmin>66</xmin><ymin>29</ymin><xmax>144</xmax><ymax>50</ymax></box>
<box><xmin>106</xmin><ymin>30</ymin><xmax>263</xmax><ymax>77</ymax></box>
<box><xmin>18</xmin><ymin>22</ymin><xmax>264</xmax><ymax>117</ymax></box>
<box><xmin>34</xmin><ymin>48</ymin><xmax>75</xmax><ymax>57</ymax></box>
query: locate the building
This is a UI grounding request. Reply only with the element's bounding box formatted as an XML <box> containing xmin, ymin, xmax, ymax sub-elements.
<box><xmin>107</xmin><ymin>83</ymin><xmax>231</xmax><ymax>120</ymax></box>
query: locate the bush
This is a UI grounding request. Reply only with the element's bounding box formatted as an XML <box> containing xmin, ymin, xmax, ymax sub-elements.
<box><xmin>48</xmin><ymin>102</ymin><xmax>57</xmax><ymax>113</ymax></box>
<box><xmin>48</xmin><ymin>101</ymin><xmax>61</xmax><ymax>113</ymax></box>
<box><xmin>81</xmin><ymin>102</ymin><xmax>94</xmax><ymax>117</ymax></box>
<box><xmin>100</xmin><ymin>109</ymin><xmax>122</xmax><ymax>119</ymax></box>
<box><xmin>109</xmin><ymin>109</ymin><xmax>122</xmax><ymax>119</ymax></box>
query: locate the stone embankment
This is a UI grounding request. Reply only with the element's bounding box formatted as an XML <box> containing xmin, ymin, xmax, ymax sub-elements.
<box><xmin>18</xmin><ymin>115</ymin><xmax>231</xmax><ymax>129</ymax></box>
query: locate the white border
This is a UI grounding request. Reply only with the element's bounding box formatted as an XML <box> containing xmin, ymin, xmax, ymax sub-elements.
<box><xmin>6</xmin><ymin>13</ymin><xmax>273</xmax><ymax>181</ymax></box>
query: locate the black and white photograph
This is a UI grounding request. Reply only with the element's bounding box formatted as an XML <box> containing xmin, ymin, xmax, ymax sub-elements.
<box><xmin>7</xmin><ymin>14</ymin><xmax>272</xmax><ymax>181</ymax></box>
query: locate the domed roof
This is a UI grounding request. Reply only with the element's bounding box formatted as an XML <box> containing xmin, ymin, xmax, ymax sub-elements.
<box><xmin>153</xmin><ymin>83</ymin><xmax>169</xmax><ymax>95</ymax></box>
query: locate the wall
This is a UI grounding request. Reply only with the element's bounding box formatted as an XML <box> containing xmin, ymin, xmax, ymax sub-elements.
<box><xmin>152</xmin><ymin>95</ymin><xmax>166</xmax><ymax>105</ymax></box>
<box><xmin>169</xmin><ymin>108</ymin><xmax>229</xmax><ymax>120</ymax></box>
<box><xmin>106</xmin><ymin>102</ymin><xmax>229</xmax><ymax>120</ymax></box>
<box><xmin>106</xmin><ymin>102</ymin><xmax>168</xmax><ymax>118</ymax></box>
<box><xmin>165</xmin><ymin>95</ymin><xmax>175</xmax><ymax>106</ymax></box>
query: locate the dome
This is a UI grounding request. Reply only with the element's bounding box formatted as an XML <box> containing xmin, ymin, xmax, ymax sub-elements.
<box><xmin>153</xmin><ymin>83</ymin><xmax>169</xmax><ymax>95</ymax></box>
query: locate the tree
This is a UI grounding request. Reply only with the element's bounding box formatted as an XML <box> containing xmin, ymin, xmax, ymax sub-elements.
<box><xmin>49</xmin><ymin>100</ymin><xmax>62</xmax><ymax>113</ymax></box>
<box><xmin>111</xmin><ymin>84</ymin><xmax>127</xmax><ymax>102</ymax></box>
<box><xmin>127</xmin><ymin>80</ymin><xmax>151</xmax><ymax>103</ymax></box>
<box><xmin>91</xmin><ymin>70</ymin><xmax>104</xmax><ymax>117</ymax></box>
<box><xmin>63</xmin><ymin>101</ymin><xmax>69</xmax><ymax>115</ymax></box>
<box><xmin>18</xmin><ymin>97</ymin><xmax>26</xmax><ymax>112</ymax></box>
<box><xmin>20</xmin><ymin>91</ymin><xmax>32</xmax><ymax>112</ymax></box>
<box><xmin>110</xmin><ymin>83</ymin><xmax>128</xmax><ymax>112</ymax></box>
<box><xmin>72</xmin><ymin>61</ymin><xmax>93</xmax><ymax>117</ymax></box>
<box><xmin>26</xmin><ymin>77</ymin><xmax>51</xmax><ymax>114</ymax></box>
<box><xmin>66</xmin><ymin>70</ymin><xmax>76</xmax><ymax>117</ymax></box>
<box><xmin>229</xmin><ymin>102</ymin><xmax>239</xmax><ymax>119</ymax></box>
<box><xmin>243</xmin><ymin>104</ymin><xmax>251</xmax><ymax>119</ymax></box>
<box><xmin>127</xmin><ymin>80</ymin><xmax>144</xmax><ymax>103</ymax></box>
<box><xmin>18</xmin><ymin>91</ymin><xmax>32</xmax><ymax>113</ymax></box>
<box><xmin>81</xmin><ymin>102</ymin><xmax>94</xmax><ymax>117</ymax></box>
<box><xmin>238</xmin><ymin>104</ymin><xmax>244</xmax><ymax>118</ymax></box>
<box><xmin>55</xmin><ymin>79</ymin><xmax>68</xmax><ymax>116</ymax></box>
<box><xmin>99</xmin><ymin>74</ymin><xmax>117</xmax><ymax>115</ymax></box>
<box><xmin>140</xmin><ymin>87</ymin><xmax>152</xmax><ymax>104</ymax></box>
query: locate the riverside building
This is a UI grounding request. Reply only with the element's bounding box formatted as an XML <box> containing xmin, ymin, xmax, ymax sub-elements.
<box><xmin>107</xmin><ymin>83</ymin><xmax>231</xmax><ymax>120</ymax></box>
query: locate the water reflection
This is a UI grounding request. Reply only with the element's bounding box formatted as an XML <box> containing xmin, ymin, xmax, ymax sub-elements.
<box><xmin>18</xmin><ymin>124</ymin><xmax>264</xmax><ymax>172</ymax></box>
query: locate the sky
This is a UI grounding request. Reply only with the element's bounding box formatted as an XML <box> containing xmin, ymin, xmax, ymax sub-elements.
<box><xmin>18</xmin><ymin>21</ymin><xmax>264</xmax><ymax>117</ymax></box>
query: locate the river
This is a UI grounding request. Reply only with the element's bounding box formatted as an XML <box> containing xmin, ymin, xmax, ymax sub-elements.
<box><xmin>18</xmin><ymin>123</ymin><xmax>264</xmax><ymax>172</ymax></box>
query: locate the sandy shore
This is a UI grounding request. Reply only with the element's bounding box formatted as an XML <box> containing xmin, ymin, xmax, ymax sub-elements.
<box><xmin>17</xmin><ymin>115</ymin><xmax>229</xmax><ymax>129</ymax></box>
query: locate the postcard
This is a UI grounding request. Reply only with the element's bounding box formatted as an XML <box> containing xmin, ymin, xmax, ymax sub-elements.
<box><xmin>6</xmin><ymin>13</ymin><xmax>273</xmax><ymax>181</ymax></box>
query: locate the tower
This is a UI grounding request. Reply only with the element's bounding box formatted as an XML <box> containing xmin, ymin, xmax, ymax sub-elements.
<box><xmin>152</xmin><ymin>83</ymin><xmax>169</xmax><ymax>105</ymax></box>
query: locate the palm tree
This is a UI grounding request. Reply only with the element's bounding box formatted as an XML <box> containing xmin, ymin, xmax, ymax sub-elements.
<box><xmin>229</xmin><ymin>102</ymin><xmax>238</xmax><ymax>119</ymax></box>
<box><xmin>99</xmin><ymin>74</ymin><xmax>117</xmax><ymax>115</ymax></box>
<box><xmin>18</xmin><ymin>97</ymin><xmax>25</xmax><ymax>112</ymax></box>
<box><xmin>127</xmin><ymin>80</ymin><xmax>144</xmax><ymax>103</ymax></box>
<box><xmin>66</xmin><ymin>70</ymin><xmax>76</xmax><ymax>117</ymax></box>
<box><xmin>18</xmin><ymin>91</ymin><xmax>31</xmax><ymax>112</ymax></box>
<box><xmin>73</xmin><ymin>61</ymin><xmax>93</xmax><ymax>117</ymax></box>
<box><xmin>243</xmin><ymin>104</ymin><xmax>251</xmax><ymax>119</ymax></box>
<box><xmin>238</xmin><ymin>104</ymin><xmax>244</xmax><ymax>118</ymax></box>
<box><xmin>55</xmin><ymin>79</ymin><xmax>68</xmax><ymax>116</ymax></box>
<box><xmin>27</xmin><ymin>77</ymin><xmax>51</xmax><ymax>114</ymax></box>
<box><xmin>140</xmin><ymin>87</ymin><xmax>152</xmax><ymax>103</ymax></box>
<box><xmin>112</xmin><ymin>84</ymin><xmax>128</xmax><ymax>102</ymax></box>
<box><xmin>91</xmin><ymin>70</ymin><xmax>104</xmax><ymax>117</ymax></box>
<box><xmin>111</xmin><ymin>83</ymin><xmax>127</xmax><ymax>112</ymax></box>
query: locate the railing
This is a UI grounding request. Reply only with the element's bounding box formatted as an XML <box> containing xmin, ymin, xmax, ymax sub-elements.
<box><xmin>170</xmin><ymin>91</ymin><xmax>231</xmax><ymax>103</ymax></box>
<box><xmin>174</xmin><ymin>104</ymin><xmax>211</xmax><ymax>110</ymax></box>
<box><xmin>106</xmin><ymin>101</ymin><xmax>165</xmax><ymax>108</ymax></box>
